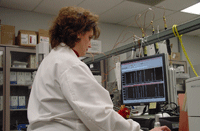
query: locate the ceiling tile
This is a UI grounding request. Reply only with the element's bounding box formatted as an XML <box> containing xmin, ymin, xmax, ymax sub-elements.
<box><xmin>78</xmin><ymin>0</ymin><xmax>123</xmax><ymax>15</ymax></box>
<box><xmin>0</xmin><ymin>0</ymin><xmax>200</xmax><ymax>36</ymax></box>
<box><xmin>156</xmin><ymin>0</ymin><xmax>199</xmax><ymax>11</ymax></box>
<box><xmin>99</xmin><ymin>1</ymin><xmax>150</xmax><ymax>24</ymax></box>
<box><xmin>119</xmin><ymin>7</ymin><xmax>174</xmax><ymax>28</ymax></box>
<box><xmin>0</xmin><ymin>0</ymin><xmax>42</xmax><ymax>11</ymax></box>
<box><xmin>33</xmin><ymin>0</ymin><xmax>84</xmax><ymax>15</ymax></box>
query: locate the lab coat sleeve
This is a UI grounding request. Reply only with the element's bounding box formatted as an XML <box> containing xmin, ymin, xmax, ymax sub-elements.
<box><xmin>59</xmin><ymin>62</ymin><xmax>142</xmax><ymax>131</ymax></box>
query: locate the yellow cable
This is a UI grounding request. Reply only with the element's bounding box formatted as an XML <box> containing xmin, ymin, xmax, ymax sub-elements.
<box><xmin>172</xmin><ymin>25</ymin><xmax>198</xmax><ymax>77</ymax></box>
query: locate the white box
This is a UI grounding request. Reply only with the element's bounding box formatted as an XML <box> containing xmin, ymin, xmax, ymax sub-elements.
<box><xmin>10</xmin><ymin>96</ymin><xmax>18</xmax><ymax>109</ymax></box>
<box><xmin>24</xmin><ymin>72</ymin><xmax>32</xmax><ymax>85</ymax></box>
<box><xmin>29</xmin><ymin>54</ymin><xmax>36</xmax><ymax>68</ymax></box>
<box><xmin>186</xmin><ymin>76</ymin><xmax>200</xmax><ymax>116</ymax></box>
<box><xmin>10</xmin><ymin>71</ymin><xmax>17</xmax><ymax>84</ymax></box>
<box><xmin>189</xmin><ymin>117</ymin><xmax>200</xmax><ymax>131</ymax></box>
<box><xmin>12</xmin><ymin>61</ymin><xmax>28</xmax><ymax>68</ymax></box>
<box><xmin>17</xmin><ymin>72</ymin><xmax>25</xmax><ymax>85</ymax></box>
<box><xmin>0</xmin><ymin>96</ymin><xmax>3</xmax><ymax>110</ymax></box>
<box><xmin>18</xmin><ymin>96</ymin><xmax>26</xmax><ymax>109</ymax></box>
<box><xmin>0</xmin><ymin>54</ymin><xmax>3</xmax><ymax>67</ymax></box>
<box><xmin>32</xmin><ymin>71</ymin><xmax>37</xmax><ymax>81</ymax></box>
<box><xmin>87</xmin><ymin>40</ymin><xmax>102</xmax><ymax>53</ymax></box>
<box><xmin>94</xmin><ymin>75</ymin><xmax>102</xmax><ymax>85</ymax></box>
<box><xmin>0</xmin><ymin>71</ymin><xmax>3</xmax><ymax>85</ymax></box>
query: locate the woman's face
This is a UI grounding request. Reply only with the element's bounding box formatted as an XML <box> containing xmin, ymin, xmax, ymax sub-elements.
<box><xmin>74</xmin><ymin>30</ymin><xmax>93</xmax><ymax>57</ymax></box>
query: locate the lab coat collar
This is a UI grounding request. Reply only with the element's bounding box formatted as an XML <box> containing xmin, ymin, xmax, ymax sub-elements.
<box><xmin>56</xmin><ymin>43</ymin><xmax>78</xmax><ymax>58</ymax></box>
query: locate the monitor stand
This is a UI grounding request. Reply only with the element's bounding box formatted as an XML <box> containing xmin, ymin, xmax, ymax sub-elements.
<box><xmin>148</xmin><ymin>103</ymin><xmax>161</xmax><ymax>115</ymax></box>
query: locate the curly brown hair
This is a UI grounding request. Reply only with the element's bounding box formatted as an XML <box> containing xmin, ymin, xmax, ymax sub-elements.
<box><xmin>49</xmin><ymin>6</ymin><xmax>100</xmax><ymax>49</ymax></box>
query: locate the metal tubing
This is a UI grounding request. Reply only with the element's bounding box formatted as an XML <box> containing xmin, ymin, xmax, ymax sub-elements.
<box><xmin>83</xmin><ymin>17</ymin><xmax>200</xmax><ymax>64</ymax></box>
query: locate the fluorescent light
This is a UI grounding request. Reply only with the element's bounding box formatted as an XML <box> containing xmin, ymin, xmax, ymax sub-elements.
<box><xmin>181</xmin><ymin>2</ymin><xmax>200</xmax><ymax>15</ymax></box>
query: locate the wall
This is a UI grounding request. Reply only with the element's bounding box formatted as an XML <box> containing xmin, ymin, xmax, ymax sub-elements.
<box><xmin>180</xmin><ymin>35</ymin><xmax>200</xmax><ymax>77</ymax></box>
<box><xmin>180</xmin><ymin>35</ymin><xmax>200</xmax><ymax>66</ymax></box>
<box><xmin>0</xmin><ymin>7</ymin><xmax>54</xmax><ymax>35</ymax></box>
<box><xmin>1</xmin><ymin>7</ymin><xmax>199</xmax><ymax>82</ymax></box>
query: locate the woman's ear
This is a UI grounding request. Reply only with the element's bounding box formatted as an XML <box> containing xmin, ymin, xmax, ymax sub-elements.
<box><xmin>77</xmin><ymin>33</ymin><xmax>83</xmax><ymax>38</ymax></box>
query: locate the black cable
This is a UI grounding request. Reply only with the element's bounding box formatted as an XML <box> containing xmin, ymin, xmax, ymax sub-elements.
<box><xmin>141</xmin><ymin>105</ymin><xmax>147</xmax><ymax>115</ymax></box>
<box><xmin>163</xmin><ymin>15</ymin><xmax>172</xmax><ymax>56</ymax></box>
<box><xmin>160</xmin><ymin>102</ymin><xmax>179</xmax><ymax>116</ymax></box>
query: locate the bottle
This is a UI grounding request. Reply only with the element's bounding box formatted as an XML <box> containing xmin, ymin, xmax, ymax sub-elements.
<box><xmin>154</xmin><ymin>114</ymin><xmax>161</xmax><ymax>128</ymax></box>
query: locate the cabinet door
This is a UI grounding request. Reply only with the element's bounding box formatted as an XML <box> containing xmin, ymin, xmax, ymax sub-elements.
<box><xmin>6</xmin><ymin>47</ymin><xmax>36</xmax><ymax>131</ymax></box>
<box><xmin>0</xmin><ymin>47</ymin><xmax>5</xmax><ymax>131</ymax></box>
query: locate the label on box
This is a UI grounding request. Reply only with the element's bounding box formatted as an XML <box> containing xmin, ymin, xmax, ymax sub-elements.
<box><xmin>21</xmin><ymin>34</ymin><xmax>28</xmax><ymax>45</ymax></box>
<box><xmin>10</xmin><ymin>96</ymin><xmax>18</xmax><ymax>109</ymax></box>
<box><xmin>18</xmin><ymin>96</ymin><xmax>26</xmax><ymax>109</ymax></box>
<box><xmin>40</xmin><ymin>36</ymin><xmax>49</xmax><ymax>44</ymax></box>
<box><xmin>87</xmin><ymin>40</ymin><xmax>102</xmax><ymax>53</ymax></box>
<box><xmin>29</xmin><ymin>35</ymin><xmax>36</xmax><ymax>45</ymax></box>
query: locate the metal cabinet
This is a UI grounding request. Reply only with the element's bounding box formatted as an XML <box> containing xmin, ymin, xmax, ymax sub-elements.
<box><xmin>0</xmin><ymin>46</ymin><xmax>5</xmax><ymax>131</ymax></box>
<box><xmin>0</xmin><ymin>45</ymin><xmax>36</xmax><ymax>131</ymax></box>
<box><xmin>82</xmin><ymin>53</ymin><xmax>107</xmax><ymax>89</ymax></box>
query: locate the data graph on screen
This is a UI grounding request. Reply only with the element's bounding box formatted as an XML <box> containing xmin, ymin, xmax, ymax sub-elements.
<box><xmin>121</xmin><ymin>54</ymin><xmax>168</xmax><ymax>105</ymax></box>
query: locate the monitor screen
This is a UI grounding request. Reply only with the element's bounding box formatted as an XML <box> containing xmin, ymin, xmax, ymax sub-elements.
<box><xmin>121</xmin><ymin>53</ymin><xmax>168</xmax><ymax>106</ymax></box>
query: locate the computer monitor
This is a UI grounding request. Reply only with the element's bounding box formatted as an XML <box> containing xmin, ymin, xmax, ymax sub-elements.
<box><xmin>120</xmin><ymin>53</ymin><xmax>168</xmax><ymax>106</ymax></box>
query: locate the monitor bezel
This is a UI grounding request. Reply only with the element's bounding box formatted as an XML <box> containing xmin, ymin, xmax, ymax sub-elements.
<box><xmin>120</xmin><ymin>53</ymin><xmax>168</xmax><ymax>106</ymax></box>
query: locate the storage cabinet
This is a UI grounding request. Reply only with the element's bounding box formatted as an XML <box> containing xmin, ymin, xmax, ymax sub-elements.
<box><xmin>82</xmin><ymin>53</ymin><xmax>107</xmax><ymax>88</ymax></box>
<box><xmin>170</xmin><ymin>60</ymin><xmax>189</xmax><ymax>93</ymax></box>
<box><xmin>0</xmin><ymin>45</ymin><xmax>36</xmax><ymax>131</ymax></box>
<box><xmin>0</xmin><ymin>47</ymin><xmax>5</xmax><ymax>131</ymax></box>
<box><xmin>1</xmin><ymin>45</ymin><xmax>107</xmax><ymax>131</ymax></box>
<box><xmin>170</xmin><ymin>60</ymin><xmax>188</xmax><ymax>73</ymax></box>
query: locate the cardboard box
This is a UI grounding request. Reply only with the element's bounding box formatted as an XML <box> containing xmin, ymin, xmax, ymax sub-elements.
<box><xmin>17</xmin><ymin>30</ymin><xmax>37</xmax><ymax>47</ymax></box>
<box><xmin>37</xmin><ymin>29</ymin><xmax>49</xmax><ymax>44</ymax></box>
<box><xmin>169</xmin><ymin>52</ymin><xmax>180</xmax><ymax>60</ymax></box>
<box><xmin>0</xmin><ymin>24</ymin><xmax>15</xmax><ymax>45</ymax></box>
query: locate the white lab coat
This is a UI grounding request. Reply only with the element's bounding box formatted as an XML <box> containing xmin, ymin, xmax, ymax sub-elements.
<box><xmin>27</xmin><ymin>43</ymin><xmax>142</xmax><ymax>131</ymax></box>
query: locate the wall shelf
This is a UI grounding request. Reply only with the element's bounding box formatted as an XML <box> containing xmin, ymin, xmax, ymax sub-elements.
<box><xmin>10</xmin><ymin>67</ymin><xmax>37</xmax><ymax>72</ymax></box>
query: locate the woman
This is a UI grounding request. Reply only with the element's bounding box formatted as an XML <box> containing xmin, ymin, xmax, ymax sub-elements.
<box><xmin>27</xmin><ymin>6</ymin><xmax>170</xmax><ymax>131</ymax></box>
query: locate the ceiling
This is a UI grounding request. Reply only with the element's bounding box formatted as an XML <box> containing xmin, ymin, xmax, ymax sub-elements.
<box><xmin>1</xmin><ymin>0</ymin><xmax>200</xmax><ymax>36</ymax></box>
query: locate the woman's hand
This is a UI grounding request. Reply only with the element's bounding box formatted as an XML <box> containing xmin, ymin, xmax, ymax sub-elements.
<box><xmin>150</xmin><ymin>126</ymin><xmax>171</xmax><ymax>131</ymax></box>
